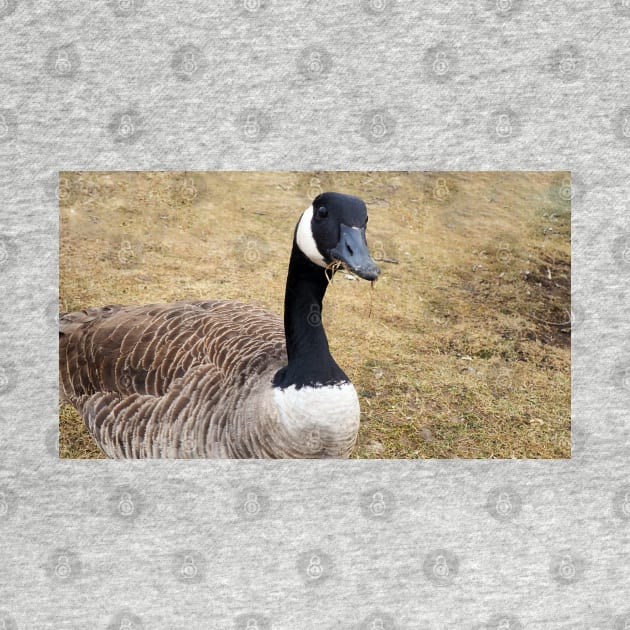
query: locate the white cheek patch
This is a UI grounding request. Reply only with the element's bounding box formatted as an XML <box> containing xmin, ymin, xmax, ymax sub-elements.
<box><xmin>296</xmin><ymin>205</ymin><xmax>327</xmax><ymax>268</ymax></box>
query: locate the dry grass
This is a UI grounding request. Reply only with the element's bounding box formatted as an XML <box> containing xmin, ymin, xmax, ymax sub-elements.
<box><xmin>59</xmin><ymin>171</ymin><xmax>571</xmax><ymax>459</ymax></box>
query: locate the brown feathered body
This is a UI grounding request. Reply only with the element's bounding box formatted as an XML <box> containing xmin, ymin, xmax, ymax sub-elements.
<box><xmin>59</xmin><ymin>300</ymin><xmax>359</xmax><ymax>458</ymax></box>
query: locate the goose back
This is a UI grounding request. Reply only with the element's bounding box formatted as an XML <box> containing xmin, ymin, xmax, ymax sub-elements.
<box><xmin>59</xmin><ymin>300</ymin><xmax>288</xmax><ymax>457</ymax></box>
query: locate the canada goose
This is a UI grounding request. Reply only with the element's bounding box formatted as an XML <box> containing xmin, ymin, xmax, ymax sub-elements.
<box><xmin>59</xmin><ymin>192</ymin><xmax>380</xmax><ymax>459</ymax></box>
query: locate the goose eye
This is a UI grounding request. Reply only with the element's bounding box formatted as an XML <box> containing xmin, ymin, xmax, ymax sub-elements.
<box><xmin>315</xmin><ymin>206</ymin><xmax>328</xmax><ymax>219</ymax></box>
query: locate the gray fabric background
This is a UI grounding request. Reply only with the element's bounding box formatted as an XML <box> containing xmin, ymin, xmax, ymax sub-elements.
<box><xmin>0</xmin><ymin>1</ymin><xmax>628</xmax><ymax>628</ymax></box>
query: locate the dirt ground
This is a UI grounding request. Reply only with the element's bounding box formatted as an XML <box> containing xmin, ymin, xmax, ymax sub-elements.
<box><xmin>59</xmin><ymin>171</ymin><xmax>571</xmax><ymax>459</ymax></box>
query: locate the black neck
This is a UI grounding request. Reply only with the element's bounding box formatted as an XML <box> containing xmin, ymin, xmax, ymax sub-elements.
<box><xmin>272</xmin><ymin>243</ymin><xmax>349</xmax><ymax>389</ymax></box>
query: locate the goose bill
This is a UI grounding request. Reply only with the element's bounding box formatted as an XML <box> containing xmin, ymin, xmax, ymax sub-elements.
<box><xmin>329</xmin><ymin>224</ymin><xmax>380</xmax><ymax>281</ymax></box>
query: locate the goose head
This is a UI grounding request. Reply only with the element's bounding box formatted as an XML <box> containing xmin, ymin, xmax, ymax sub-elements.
<box><xmin>296</xmin><ymin>192</ymin><xmax>381</xmax><ymax>281</ymax></box>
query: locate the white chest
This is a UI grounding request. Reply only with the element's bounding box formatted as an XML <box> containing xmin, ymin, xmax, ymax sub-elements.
<box><xmin>272</xmin><ymin>383</ymin><xmax>360</xmax><ymax>456</ymax></box>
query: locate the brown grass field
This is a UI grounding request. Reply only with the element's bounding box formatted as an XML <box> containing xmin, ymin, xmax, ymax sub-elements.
<box><xmin>59</xmin><ymin>171</ymin><xmax>571</xmax><ymax>459</ymax></box>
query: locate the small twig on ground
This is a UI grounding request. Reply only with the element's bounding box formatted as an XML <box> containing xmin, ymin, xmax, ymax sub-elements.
<box><xmin>530</xmin><ymin>308</ymin><xmax>571</xmax><ymax>326</ymax></box>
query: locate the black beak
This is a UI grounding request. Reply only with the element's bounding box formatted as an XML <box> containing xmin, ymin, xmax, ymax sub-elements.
<box><xmin>329</xmin><ymin>224</ymin><xmax>381</xmax><ymax>281</ymax></box>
